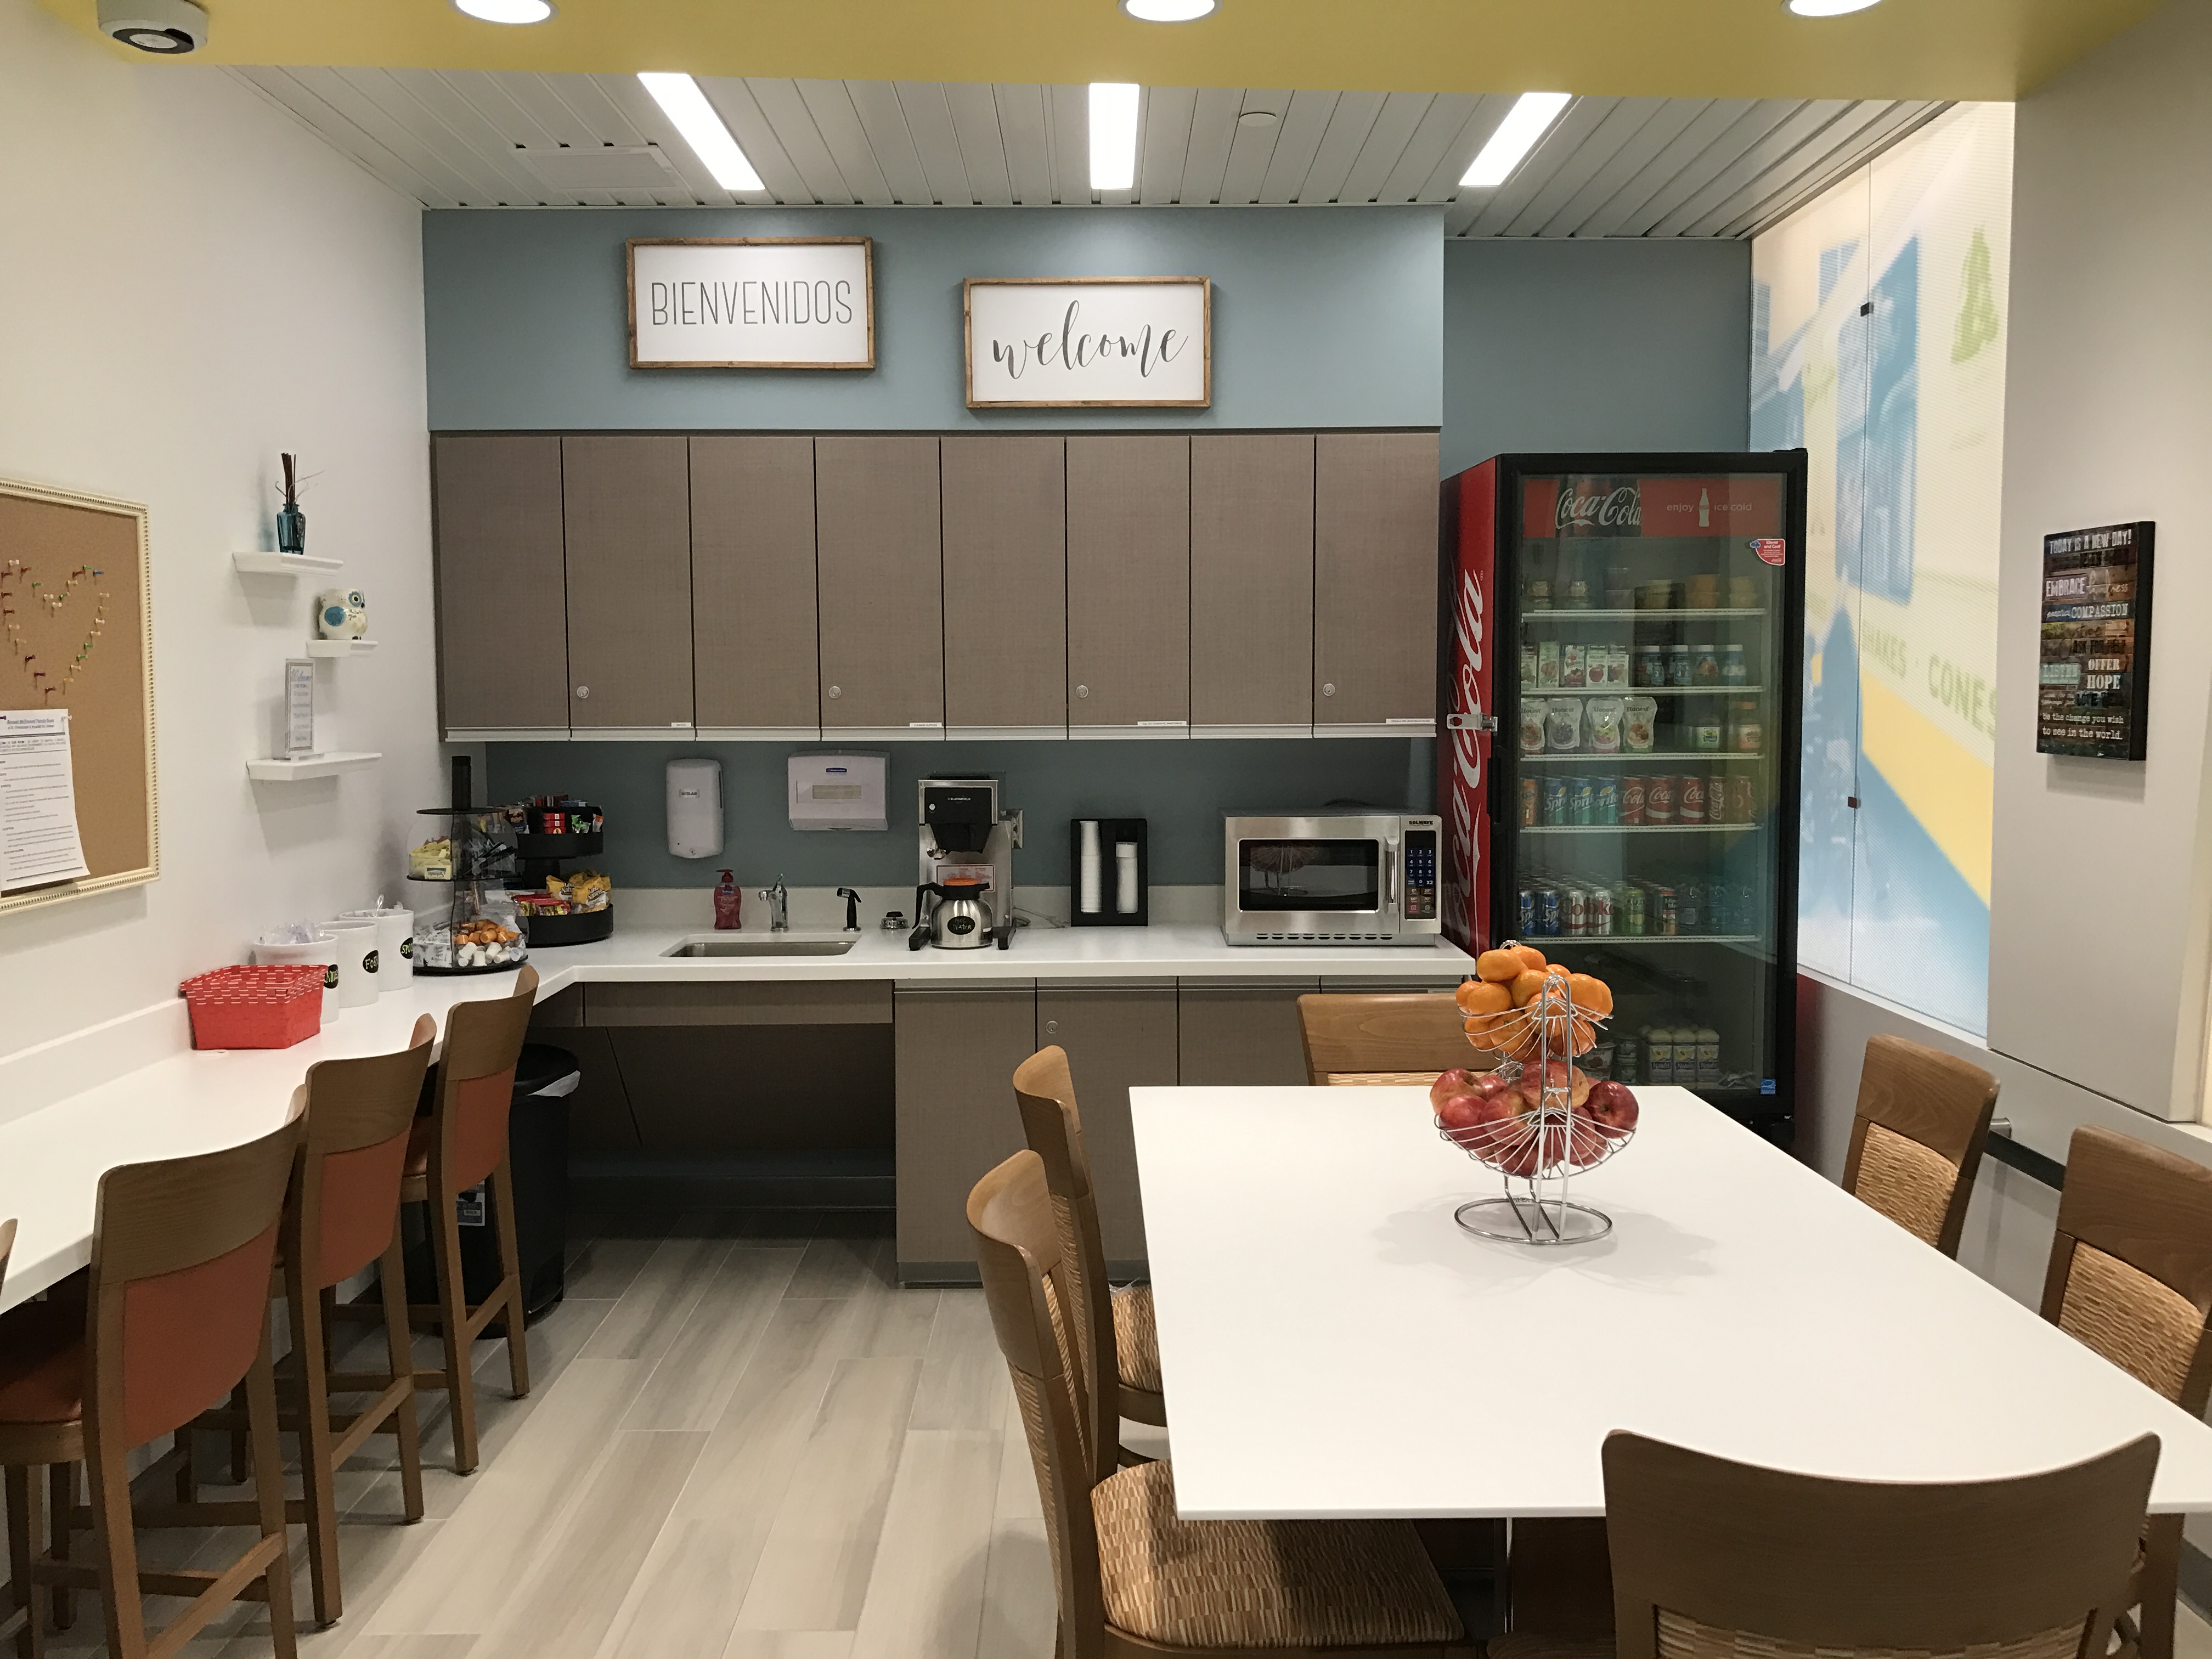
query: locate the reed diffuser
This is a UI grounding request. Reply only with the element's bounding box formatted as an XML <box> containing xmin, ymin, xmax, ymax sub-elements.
<box><xmin>276</xmin><ymin>453</ymin><xmax>307</xmax><ymax>556</ymax></box>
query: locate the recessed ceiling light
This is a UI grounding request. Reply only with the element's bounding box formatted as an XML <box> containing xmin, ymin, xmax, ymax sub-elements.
<box><xmin>1238</xmin><ymin>110</ymin><xmax>1278</xmax><ymax>128</ymax></box>
<box><xmin>1090</xmin><ymin>82</ymin><xmax>1140</xmax><ymax>191</ymax></box>
<box><xmin>453</xmin><ymin>0</ymin><xmax>554</xmax><ymax>22</ymax></box>
<box><xmin>1121</xmin><ymin>0</ymin><xmax>1216</xmax><ymax>19</ymax></box>
<box><xmin>1460</xmin><ymin>91</ymin><xmax>1572</xmax><ymax>189</ymax></box>
<box><xmin>637</xmin><ymin>72</ymin><xmax>764</xmax><ymax>191</ymax></box>
<box><xmin>1786</xmin><ymin>0</ymin><xmax>1880</xmax><ymax>13</ymax></box>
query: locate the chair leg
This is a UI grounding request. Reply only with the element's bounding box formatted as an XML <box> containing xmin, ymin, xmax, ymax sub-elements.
<box><xmin>84</xmin><ymin>1424</ymin><xmax>148</xmax><ymax>1659</ymax></box>
<box><xmin>3</xmin><ymin>1465</ymin><xmax>44</xmax><ymax>1659</ymax></box>
<box><xmin>490</xmin><ymin>1158</ymin><xmax>531</xmax><ymax>1400</ymax></box>
<box><xmin>430</xmin><ymin>1183</ymin><xmax>481</xmax><ymax>1475</ymax></box>
<box><xmin>287</xmin><ymin>1252</ymin><xmax>341</xmax><ymax>1627</ymax></box>
<box><xmin>44</xmin><ymin>1466</ymin><xmax>71</xmax><ymax>1630</ymax></box>
<box><xmin>245</xmin><ymin>1316</ymin><xmax>300</xmax><ymax>1659</ymax></box>
<box><xmin>225</xmin><ymin>1381</ymin><xmax>249</xmax><ymax>1486</ymax></box>
<box><xmin>378</xmin><ymin>1233</ymin><xmax>425</xmax><ymax>1523</ymax></box>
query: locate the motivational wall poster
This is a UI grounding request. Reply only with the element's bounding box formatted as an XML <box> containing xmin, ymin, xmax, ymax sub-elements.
<box><xmin>2037</xmin><ymin>520</ymin><xmax>2154</xmax><ymax>760</ymax></box>
<box><xmin>628</xmin><ymin>238</ymin><xmax>873</xmax><ymax>369</ymax></box>
<box><xmin>964</xmin><ymin>276</ymin><xmax>1210</xmax><ymax>408</ymax></box>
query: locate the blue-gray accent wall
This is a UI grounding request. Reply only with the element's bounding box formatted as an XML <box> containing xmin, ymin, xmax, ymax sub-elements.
<box><xmin>1441</xmin><ymin>238</ymin><xmax>1752</xmax><ymax>477</ymax></box>
<box><xmin>424</xmin><ymin>206</ymin><xmax>1444</xmax><ymax>433</ymax></box>
<box><xmin>484</xmin><ymin>739</ymin><xmax>1432</xmax><ymax>889</ymax></box>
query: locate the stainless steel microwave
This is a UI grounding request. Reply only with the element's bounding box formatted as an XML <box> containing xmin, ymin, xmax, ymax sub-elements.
<box><xmin>1222</xmin><ymin>814</ymin><xmax>1443</xmax><ymax>945</ymax></box>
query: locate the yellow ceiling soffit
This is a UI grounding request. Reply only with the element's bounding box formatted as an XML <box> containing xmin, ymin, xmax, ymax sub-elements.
<box><xmin>41</xmin><ymin>0</ymin><xmax>2158</xmax><ymax>103</ymax></box>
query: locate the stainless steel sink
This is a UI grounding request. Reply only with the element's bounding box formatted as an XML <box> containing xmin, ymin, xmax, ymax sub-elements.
<box><xmin>661</xmin><ymin>935</ymin><xmax>858</xmax><ymax>958</ymax></box>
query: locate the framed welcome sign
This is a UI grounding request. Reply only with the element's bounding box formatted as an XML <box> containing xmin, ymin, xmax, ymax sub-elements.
<box><xmin>628</xmin><ymin>237</ymin><xmax>874</xmax><ymax>369</ymax></box>
<box><xmin>964</xmin><ymin>276</ymin><xmax>1210</xmax><ymax>409</ymax></box>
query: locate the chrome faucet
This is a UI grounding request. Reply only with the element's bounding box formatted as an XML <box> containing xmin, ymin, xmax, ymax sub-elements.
<box><xmin>759</xmin><ymin>876</ymin><xmax>789</xmax><ymax>932</ymax></box>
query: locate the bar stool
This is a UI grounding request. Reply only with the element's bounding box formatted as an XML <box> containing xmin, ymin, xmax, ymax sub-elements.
<box><xmin>358</xmin><ymin>969</ymin><xmax>538</xmax><ymax>1475</ymax></box>
<box><xmin>0</xmin><ymin>1108</ymin><xmax>305</xmax><ymax>1659</ymax></box>
<box><xmin>183</xmin><ymin>1018</ymin><xmax>436</xmax><ymax>1626</ymax></box>
<box><xmin>0</xmin><ymin>1218</ymin><xmax>15</xmax><ymax>1293</ymax></box>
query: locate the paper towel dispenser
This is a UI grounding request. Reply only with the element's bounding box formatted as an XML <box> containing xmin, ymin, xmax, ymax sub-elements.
<box><xmin>789</xmin><ymin>753</ymin><xmax>888</xmax><ymax>832</ymax></box>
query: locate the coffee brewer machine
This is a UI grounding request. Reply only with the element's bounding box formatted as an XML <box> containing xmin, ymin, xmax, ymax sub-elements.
<box><xmin>912</xmin><ymin>777</ymin><xmax>1021</xmax><ymax>950</ymax></box>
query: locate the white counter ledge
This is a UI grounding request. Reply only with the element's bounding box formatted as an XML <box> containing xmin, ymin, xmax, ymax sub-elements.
<box><xmin>0</xmin><ymin>921</ymin><xmax>1470</xmax><ymax>1309</ymax></box>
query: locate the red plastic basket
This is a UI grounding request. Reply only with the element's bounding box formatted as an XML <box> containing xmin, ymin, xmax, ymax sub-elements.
<box><xmin>179</xmin><ymin>964</ymin><xmax>326</xmax><ymax>1049</ymax></box>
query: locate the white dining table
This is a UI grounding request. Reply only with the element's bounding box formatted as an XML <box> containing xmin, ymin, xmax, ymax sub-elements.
<box><xmin>1128</xmin><ymin>1084</ymin><xmax>2212</xmax><ymax>1520</ymax></box>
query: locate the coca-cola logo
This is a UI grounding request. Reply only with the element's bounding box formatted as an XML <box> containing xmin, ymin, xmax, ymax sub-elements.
<box><xmin>1556</xmin><ymin>484</ymin><xmax>1641</xmax><ymax>532</ymax></box>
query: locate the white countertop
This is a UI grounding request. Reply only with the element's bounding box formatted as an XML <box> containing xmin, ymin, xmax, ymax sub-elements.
<box><xmin>0</xmin><ymin>921</ymin><xmax>1470</xmax><ymax>1311</ymax></box>
<box><xmin>1131</xmin><ymin>1085</ymin><xmax>2212</xmax><ymax>1519</ymax></box>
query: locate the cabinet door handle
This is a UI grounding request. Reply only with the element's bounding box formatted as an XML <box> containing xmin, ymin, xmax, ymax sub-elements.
<box><xmin>574</xmin><ymin>685</ymin><xmax>590</xmax><ymax>699</ymax></box>
<box><xmin>1075</xmin><ymin>685</ymin><xmax>1090</xmax><ymax>699</ymax></box>
<box><xmin>1044</xmin><ymin>1019</ymin><xmax>1059</xmax><ymax>1036</ymax></box>
<box><xmin>827</xmin><ymin>685</ymin><xmax>842</xmax><ymax>699</ymax></box>
<box><xmin>1321</xmin><ymin>682</ymin><xmax>1336</xmax><ymax>698</ymax></box>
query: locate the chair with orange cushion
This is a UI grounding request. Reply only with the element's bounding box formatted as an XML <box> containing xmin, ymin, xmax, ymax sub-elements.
<box><xmin>180</xmin><ymin>1018</ymin><xmax>436</xmax><ymax>1626</ymax></box>
<box><xmin>342</xmin><ymin>968</ymin><xmax>537</xmax><ymax>1476</ymax></box>
<box><xmin>0</xmin><ymin>1109</ymin><xmax>304</xmax><ymax>1659</ymax></box>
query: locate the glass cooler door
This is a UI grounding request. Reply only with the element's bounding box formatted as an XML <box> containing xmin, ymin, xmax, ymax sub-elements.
<box><xmin>1494</xmin><ymin>462</ymin><xmax>1804</xmax><ymax>1134</ymax></box>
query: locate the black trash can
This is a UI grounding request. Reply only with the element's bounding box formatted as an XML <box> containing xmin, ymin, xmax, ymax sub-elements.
<box><xmin>404</xmin><ymin>1042</ymin><xmax>578</xmax><ymax>1324</ymax></box>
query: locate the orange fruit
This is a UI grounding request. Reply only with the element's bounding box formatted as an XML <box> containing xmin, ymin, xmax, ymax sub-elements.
<box><xmin>1569</xmin><ymin>1014</ymin><xmax>1598</xmax><ymax>1054</ymax></box>
<box><xmin>1458</xmin><ymin>980</ymin><xmax>1511</xmax><ymax>1016</ymax></box>
<box><xmin>1509</xmin><ymin>969</ymin><xmax>1550</xmax><ymax>1008</ymax></box>
<box><xmin>1511</xmin><ymin>943</ymin><xmax>1548</xmax><ymax>971</ymax></box>
<box><xmin>1476</xmin><ymin>948</ymin><xmax>1525</xmax><ymax>984</ymax></box>
<box><xmin>1565</xmin><ymin>973</ymin><xmax>1614</xmax><ymax>1016</ymax></box>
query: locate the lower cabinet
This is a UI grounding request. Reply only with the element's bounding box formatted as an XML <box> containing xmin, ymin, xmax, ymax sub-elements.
<box><xmin>1039</xmin><ymin>984</ymin><xmax>1180</xmax><ymax>1269</ymax></box>
<box><xmin>1177</xmin><ymin>981</ymin><xmax>1319</xmax><ymax>1087</ymax></box>
<box><xmin>894</xmin><ymin>986</ymin><xmax>1037</xmax><ymax>1281</ymax></box>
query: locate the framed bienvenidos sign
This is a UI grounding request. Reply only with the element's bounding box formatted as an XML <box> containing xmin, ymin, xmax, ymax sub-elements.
<box><xmin>628</xmin><ymin>238</ymin><xmax>874</xmax><ymax>369</ymax></box>
<box><xmin>964</xmin><ymin>276</ymin><xmax>1210</xmax><ymax>409</ymax></box>
<box><xmin>2037</xmin><ymin>520</ymin><xmax>2155</xmax><ymax>761</ymax></box>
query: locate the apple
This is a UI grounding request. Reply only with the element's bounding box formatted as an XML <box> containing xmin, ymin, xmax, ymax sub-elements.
<box><xmin>1584</xmin><ymin>1079</ymin><xmax>1640</xmax><ymax>1138</ymax></box>
<box><xmin>1515</xmin><ymin>1060</ymin><xmax>1591</xmax><ymax>1113</ymax></box>
<box><xmin>1430</xmin><ymin>1068</ymin><xmax>1482</xmax><ymax>1111</ymax></box>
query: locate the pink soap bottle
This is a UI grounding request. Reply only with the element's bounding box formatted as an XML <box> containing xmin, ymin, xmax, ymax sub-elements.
<box><xmin>713</xmin><ymin>870</ymin><xmax>743</xmax><ymax>930</ymax></box>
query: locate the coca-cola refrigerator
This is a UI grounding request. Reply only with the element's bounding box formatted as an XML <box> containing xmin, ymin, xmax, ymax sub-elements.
<box><xmin>1438</xmin><ymin>452</ymin><xmax>1808</xmax><ymax>1143</ymax></box>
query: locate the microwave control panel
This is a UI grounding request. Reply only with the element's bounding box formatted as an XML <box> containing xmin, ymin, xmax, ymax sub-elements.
<box><xmin>1402</xmin><ymin>826</ymin><xmax>1438</xmax><ymax>919</ymax></box>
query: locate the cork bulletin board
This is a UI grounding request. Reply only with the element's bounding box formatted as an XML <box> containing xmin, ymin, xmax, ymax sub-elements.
<box><xmin>0</xmin><ymin>477</ymin><xmax>157</xmax><ymax>916</ymax></box>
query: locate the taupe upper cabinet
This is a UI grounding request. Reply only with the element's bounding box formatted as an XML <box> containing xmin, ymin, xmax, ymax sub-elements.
<box><xmin>1066</xmin><ymin>436</ymin><xmax>1190</xmax><ymax>735</ymax></box>
<box><xmin>691</xmin><ymin>436</ymin><xmax>819</xmax><ymax>738</ymax></box>
<box><xmin>1313</xmin><ymin>431</ymin><xmax>1441</xmax><ymax>733</ymax></box>
<box><xmin>562</xmin><ymin>436</ymin><xmax>694</xmax><ymax>733</ymax></box>
<box><xmin>817</xmin><ymin>437</ymin><xmax>944</xmax><ymax>737</ymax></box>
<box><xmin>431</xmin><ymin>435</ymin><xmax>569</xmax><ymax>736</ymax></box>
<box><xmin>942</xmin><ymin>437</ymin><xmax>1066</xmax><ymax>737</ymax></box>
<box><xmin>1192</xmin><ymin>434</ymin><xmax>1315</xmax><ymax>733</ymax></box>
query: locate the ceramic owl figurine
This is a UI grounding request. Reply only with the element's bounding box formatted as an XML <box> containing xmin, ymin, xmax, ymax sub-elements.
<box><xmin>315</xmin><ymin>588</ymin><xmax>368</xmax><ymax>640</ymax></box>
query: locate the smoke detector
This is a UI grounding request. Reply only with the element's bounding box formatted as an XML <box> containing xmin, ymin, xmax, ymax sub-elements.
<box><xmin>98</xmin><ymin>0</ymin><xmax>208</xmax><ymax>53</ymax></box>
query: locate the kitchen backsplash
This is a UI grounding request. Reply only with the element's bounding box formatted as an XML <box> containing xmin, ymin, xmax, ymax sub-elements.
<box><xmin>484</xmin><ymin>738</ymin><xmax>1432</xmax><ymax>889</ymax></box>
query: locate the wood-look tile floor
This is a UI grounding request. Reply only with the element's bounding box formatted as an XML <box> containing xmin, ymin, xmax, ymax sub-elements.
<box><xmin>23</xmin><ymin>1206</ymin><xmax>2212</xmax><ymax>1659</ymax></box>
<box><xmin>32</xmin><ymin>1209</ymin><xmax>1084</xmax><ymax>1659</ymax></box>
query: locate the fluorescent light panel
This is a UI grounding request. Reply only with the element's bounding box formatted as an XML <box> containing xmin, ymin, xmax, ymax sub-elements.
<box><xmin>453</xmin><ymin>0</ymin><xmax>554</xmax><ymax>21</ymax></box>
<box><xmin>637</xmin><ymin>72</ymin><xmax>764</xmax><ymax>192</ymax></box>
<box><xmin>1122</xmin><ymin>0</ymin><xmax>1216</xmax><ymax>19</ymax></box>
<box><xmin>1090</xmin><ymin>82</ymin><xmax>1140</xmax><ymax>191</ymax></box>
<box><xmin>1460</xmin><ymin>91</ymin><xmax>1571</xmax><ymax>188</ymax></box>
<box><xmin>1787</xmin><ymin>0</ymin><xmax>1880</xmax><ymax>13</ymax></box>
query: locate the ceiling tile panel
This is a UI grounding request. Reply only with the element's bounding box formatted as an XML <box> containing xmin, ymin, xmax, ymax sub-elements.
<box><xmin>942</xmin><ymin>82</ymin><xmax>1014</xmax><ymax>206</ymax></box>
<box><xmin>1336</xmin><ymin>92</ymin><xmax>1434</xmax><ymax>205</ymax></box>
<box><xmin>993</xmin><ymin>83</ymin><xmax>1054</xmax><ymax>206</ymax></box>
<box><xmin>795</xmin><ymin>79</ymin><xmax>898</xmax><ymax>205</ymax></box>
<box><xmin>1137</xmin><ymin>85</ymin><xmax>1197</xmax><ymax>206</ymax></box>
<box><xmin>1297</xmin><ymin>89</ymin><xmax>1388</xmax><ymax>205</ymax></box>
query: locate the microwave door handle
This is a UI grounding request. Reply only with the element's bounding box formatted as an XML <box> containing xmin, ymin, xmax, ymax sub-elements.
<box><xmin>1383</xmin><ymin>842</ymin><xmax>1397</xmax><ymax>910</ymax></box>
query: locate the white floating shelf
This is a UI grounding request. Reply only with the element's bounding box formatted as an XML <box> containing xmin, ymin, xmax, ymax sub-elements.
<box><xmin>233</xmin><ymin>552</ymin><xmax>343</xmax><ymax>577</ymax></box>
<box><xmin>245</xmin><ymin>751</ymin><xmax>381</xmax><ymax>782</ymax></box>
<box><xmin>304</xmin><ymin>638</ymin><xmax>378</xmax><ymax>658</ymax></box>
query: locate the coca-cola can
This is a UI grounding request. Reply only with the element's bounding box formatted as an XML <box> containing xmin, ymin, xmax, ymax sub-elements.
<box><xmin>1680</xmin><ymin>774</ymin><xmax>1707</xmax><ymax>823</ymax></box>
<box><xmin>1705</xmin><ymin>772</ymin><xmax>1730</xmax><ymax>825</ymax></box>
<box><xmin>1622</xmin><ymin>775</ymin><xmax>1646</xmax><ymax>826</ymax></box>
<box><xmin>1591</xmin><ymin>886</ymin><xmax>1615</xmax><ymax>935</ymax></box>
<box><xmin>1646</xmin><ymin>775</ymin><xmax>1676</xmax><ymax>825</ymax></box>
<box><xmin>1564</xmin><ymin>888</ymin><xmax>1588</xmax><ymax>936</ymax></box>
<box><xmin>1729</xmin><ymin>774</ymin><xmax>1756</xmax><ymax>823</ymax></box>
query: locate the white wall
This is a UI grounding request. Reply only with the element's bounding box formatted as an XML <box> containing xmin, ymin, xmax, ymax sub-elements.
<box><xmin>0</xmin><ymin>0</ymin><xmax>442</xmax><ymax>1102</ymax></box>
<box><xmin>1988</xmin><ymin>0</ymin><xmax>2212</xmax><ymax>1121</ymax></box>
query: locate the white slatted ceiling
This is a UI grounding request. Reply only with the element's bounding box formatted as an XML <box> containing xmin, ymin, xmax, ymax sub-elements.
<box><xmin>229</xmin><ymin>66</ymin><xmax>1944</xmax><ymax>238</ymax></box>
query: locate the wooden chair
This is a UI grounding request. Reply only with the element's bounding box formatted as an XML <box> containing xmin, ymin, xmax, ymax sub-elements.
<box><xmin>2039</xmin><ymin>1126</ymin><xmax>2212</xmax><ymax>1659</ymax></box>
<box><xmin>1</xmin><ymin>1107</ymin><xmax>306</xmax><ymax>1659</ymax></box>
<box><xmin>1297</xmin><ymin>992</ymin><xmax>1478</xmax><ymax>1088</ymax></box>
<box><xmin>1013</xmin><ymin>1046</ymin><xmax>1163</xmax><ymax>1466</ymax></box>
<box><xmin>967</xmin><ymin>1149</ymin><xmax>1471</xmax><ymax>1659</ymax></box>
<box><xmin>1490</xmin><ymin>1429</ymin><xmax>2154</xmax><ymax>1659</ymax></box>
<box><xmin>181</xmin><ymin>1019</ymin><xmax>437</xmax><ymax>1626</ymax></box>
<box><xmin>0</xmin><ymin>1219</ymin><xmax>14</xmax><ymax>1295</ymax></box>
<box><xmin>1839</xmin><ymin>1034</ymin><xmax>1999</xmax><ymax>1257</ymax></box>
<box><xmin>346</xmin><ymin>968</ymin><xmax>538</xmax><ymax>1476</ymax></box>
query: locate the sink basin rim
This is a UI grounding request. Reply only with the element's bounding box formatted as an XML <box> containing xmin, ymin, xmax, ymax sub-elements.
<box><xmin>660</xmin><ymin>934</ymin><xmax>860</xmax><ymax>958</ymax></box>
